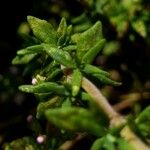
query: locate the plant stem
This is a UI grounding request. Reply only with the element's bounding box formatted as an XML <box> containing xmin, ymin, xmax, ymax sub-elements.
<box><xmin>81</xmin><ymin>77</ymin><xmax>150</xmax><ymax>150</ymax></box>
<box><xmin>121</xmin><ymin>126</ymin><xmax>150</xmax><ymax>150</ymax></box>
<box><xmin>81</xmin><ymin>77</ymin><xmax>125</xmax><ymax>126</ymax></box>
<box><xmin>59</xmin><ymin>133</ymin><xmax>87</xmax><ymax>150</ymax></box>
<box><xmin>113</xmin><ymin>92</ymin><xmax>150</xmax><ymax>111</ymax></box>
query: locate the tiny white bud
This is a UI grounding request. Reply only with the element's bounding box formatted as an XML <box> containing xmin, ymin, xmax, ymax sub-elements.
<box><xmin>36</xmin><ymin>135</ymin><xmax>46</xmax><ymax>144</ymax></box>
<box><xmin>27</xmin><ymin>115</ymin><xmax>33</xmax><ymax>123</ymax></box>
<box><xmin>32</xmin><ymin>78</ymin><xmax>37</xmax><ymax>85</ymax></box>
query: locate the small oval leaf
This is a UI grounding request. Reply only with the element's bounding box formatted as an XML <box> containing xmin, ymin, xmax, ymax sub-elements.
<box><xmin>27</xmin><ymin>16</ymin><xmax>57</xmax><ymax>44</ymax></box>
<box><xmin>83</xmin><ymin>64</ymin><xmax>110</xmax><ymax>77</ymax></box>
<box><xmin>72</xmin><ymin>69</ymin><xmax>82</xmax><ymax>96</ymax></box>
<box><xmin>93</xmin><ymin>73</ymin><xmax>121</xmax><ymax>86</ymax></box>
<box><xmin>44</xmin><ymin>44</ymin><xmax>76</xmax><ymax>68</ymax></box>
<box><xmin>19</xmin><ymin>82</ymin><xmax>69</xmax><ymax>95</ymax></box>
<box><xmin>82</xmin><ymin>39</ymin><xmax>106</xmax><ymax>64</ymax></box>
<box><xmin>17</xmin><ymin>45</ymin><xmax>43</xmax><ymax>55</ymax></box>
<box><xmin>12</xmin><ymin>54</ymin><xmax>37</xmax><ymax>65</ymax></box>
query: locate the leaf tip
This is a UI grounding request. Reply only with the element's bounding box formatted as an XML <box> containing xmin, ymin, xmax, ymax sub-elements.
<box><xmin>27</xmin><ymin>15</ymin><xmax>35</xmax><ymax>21</ymax></box>
<box><xmin>72</xmin><ymin>86</ymin><xmax>79</xmax><ymax>96</ymax></box>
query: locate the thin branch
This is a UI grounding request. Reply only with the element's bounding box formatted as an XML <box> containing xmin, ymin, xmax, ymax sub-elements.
<box><xmin>113</xmin><ymin>93</ymin><xmax>141</xmax><ymax>111</ymax></box>
<box><xmin>81</xmin><ymin>77</ymin><xmax>125</xmax><ymax>126</ymax></box>
<box><xmin>81</xmin><ymin>77</ymin><xmax>150</xmax><ymax>150</ymax></box>
<box><xmin>113</xmin><ymin>92</ymin><xmax>150</xmax><ymax>111</ymax></box>
<box><xmin>121</xmin><ymin>126</ymin><xmax>150</xmax><ymax>150</ymax></box>
<box><xmin>59</xmin><ymin>133</ymin><xmax>87</xmax><ymax>150</ymax></box>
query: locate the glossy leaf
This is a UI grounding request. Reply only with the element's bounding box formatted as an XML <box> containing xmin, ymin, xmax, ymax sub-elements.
<box><xmin>19</xmin><ymin>82</ymin><xmax>69</xmax><ymax>95</ymax></box>
<box><xmin>27</xmin><ymin>16</ymin><xmax>57</xmax><ymax>44</ymax></box>
<box><xmin>45</xmin><ymin>107</ymin><xmax>106</xmax><ymax>137</ymax></box>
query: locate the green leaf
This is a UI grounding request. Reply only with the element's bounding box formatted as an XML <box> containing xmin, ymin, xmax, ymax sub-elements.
<box><xmin>127</xmin><ymin>115</ymin><xmax>145</xmax><ymax>140</ymax></box>
<box><xmin>41</xmin><ymin>60</ymin><xmax>59</xmax><ymax>75</ymax></box>
<box><xmin>132</xmin><ymin>20</ymin><xmax>146</xmax><ymax>38</ymax></box>
<box><xmin>17</xmin><ymin>44</ymin><xmax>43</xmax><ymax>55</ymax></box>
<box><xmin>72</xmin><ymin>21</ymin><xmax>103</xmax><ymax>61</ymax></box>
<box><xmin>4</xmin><ymin>137</ymin><xmax>40</xmax><ymax>150</ymax></box>
<box><xmin>136</xmin><ymin>106</ymin><xmax>150</xmax><ymax>138</ymax></box>
<box><xmin>80</xmin><ymin>92</ymin><xmax>92</xmax><ymax>101</ymax></box>
<box><xmin>71</xmin><ymin>13</ymin><xmax>92</xmax><ymax>32</ymax></box>
<box><xmin>93</xmin><ymin>73</ymin><xmax>121</xmax><ymax>86</ymax></box>
<box><xmin>19</xmin><ymin>82</ymin><xmax>69</xmax><ymax>95</ymax></box>
<box><xmin>27</xmin><ymin>16</ymin><xmax>57</xmax><ymax>44</ymax></box>
<box><xmin>46</xmin><ymin>68</ymin><xmax>62</xmax><ymax>81</ymax></box>
<box><xmin>61</xmin><ymin>97</ymin><xmax>72</xmax><ymax>108</ymax></box>
<box><xmin>83</xmin><ymin>64</ymin><xmax>110</xmax><ymax>77</ymax></box>
<box><xmin>57</xmin><ymin>17</ymin><xmax>67</xmax><ymax>38</ymax></box>
<box><xmin>45</xmin><ymin>107</ymin><xmax>106</xmax><ymax>137</ymax></box>
<box><xmin>117</xmin><ymin>138</ymin><xmax>134</xmax><ymax>150</ymax></box>
<box><xmin>89</xmin><ymin>99</ymin><xmax>109</xmax><ymax>127</ymax></box>
<box><xmin>57</xmin><ymin>33</ymin><xmax>67</xmax><ymax>47</ymax></box>
<box><xmin>62</xmin><ymin>45</ymin><xmax>77</xmax><ymax>51</ymax></box>
<box><xmin>57</xmin><ymin>18</ymin><xmax>67</xmax><ymax>46</ymax></box>
<box><xmin>91</xmin><ymin>135</ymin><xmax>134</xmax><ymax>150</ymax></box>
<box><xmin>91</xmin><ymin>134</ymin><xmax>116</xmax><ymax>150</ymax></box>
<box><xmin>65</xmin><ymin>25</ymin><xmax>73</xmax><ymax>45</ymax></box>
<box><xmin>81</xmin><ymin>39</ymin><xmax>106</xmax><ymax>64</ymax></box>
<box><xmin>57</xmin><ymin>18</ymin><xmax>73</xmax><ymax>46</ymax></box>
<box><xmin>72</xmin><ymin>13</ymin><xmax>88</xmax><ymax>24</ymax></box>
<box><xmin>72</xmin><ymin>69</ymin><xmax>82</xmax><ymax>96</ymax></box>
<box><xmin>12</xmin><ymin>54</ymin><xmax>37</xmax><ymax>65</ymax></box>
<box><xmin>36</xmin><ymin>96</ymin><xmax>61</xmax><ymax>119</ymax></box>
<box><xmin>90</xmin><ymin>137</ymin><xmax>104</xmax><ymax>150</ymax></box>
<box><xmin>102</xmin><ymin>41</ymin><xmax>120</xmax><ymax>56</ymax></box>
<box><xmin>43</xmin><ymin>44</ymin><xmax>76</xmax><ymax>68</ymax></box>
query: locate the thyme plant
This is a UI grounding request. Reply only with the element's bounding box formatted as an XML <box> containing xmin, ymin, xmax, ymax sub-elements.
<box><xmin>5</xmin><ymin>16</ymin><xmax>150</xmax><ymax>150</ymax></box>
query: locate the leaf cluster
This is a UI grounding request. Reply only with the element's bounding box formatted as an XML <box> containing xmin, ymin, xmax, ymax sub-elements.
<box><xmin>7</xmin><ymin>13</ymin><xmax>150</xmax><ymax>150</ymax></box>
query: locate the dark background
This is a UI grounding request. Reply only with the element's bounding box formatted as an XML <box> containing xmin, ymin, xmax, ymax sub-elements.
<box><xmin>0</xmin><ymin>0</ymin><xmax>36</xmax><ymax>146</ymax></box>
<box><xmin>0</xmin><ymin>0</ymin><xmax>33</xmax><ymax>70</ymax></box>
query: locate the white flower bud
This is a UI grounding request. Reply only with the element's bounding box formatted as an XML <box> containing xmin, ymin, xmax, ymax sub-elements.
<box><xmin>36</xmin><ymin>135</ymin><xmax>46</xmax><ymax>144</ymax></box>
<box><xmin>32</xmin><ymin>78</ymin><xmax>37</xmax><ymax>85</ymax></box>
